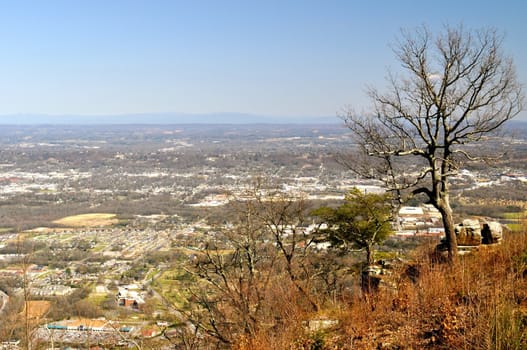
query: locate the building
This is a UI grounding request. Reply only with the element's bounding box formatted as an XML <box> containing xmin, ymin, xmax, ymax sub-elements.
<box><xmin>116</xmin><ymin>286</ymin><xmax>145</xmax><ymax>309</ymax></box>
<box><xmin>30</xmin><ymin>284</ymin><xmax>75</xmax><ymax>297</ymax></box>
<box><xmin>397</xmin><ymin>205</ymin><xmax>444</xmax><ymax>236</ymax></box>
<box><xmin>46</xmin><ymin>318</ymin><xmax>135</xmax><ymax>333</ymax></box>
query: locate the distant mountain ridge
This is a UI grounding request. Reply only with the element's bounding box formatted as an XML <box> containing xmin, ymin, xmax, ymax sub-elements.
<box><xmin>1</xmin><ymin>113</ymin><xmax>525</xmax><ymax>128</ymax></box>
<box><xmin>0</xmin><ymin>113</ymin><xmax>340</xmax><ymax>125</ymax></box>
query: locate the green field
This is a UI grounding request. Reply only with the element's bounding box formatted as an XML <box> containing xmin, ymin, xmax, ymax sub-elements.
<box><xmin>507</xmin><ymin>223</ymin><xmax>525</xmax><ymax>233</ymax></box>
<box><xmin>502</xmin><ymin>211</ymin><xmax>527</xmax><ymax>220</ymax></box>
<box><xmin>152</xmin><ymin>268</ymin><xmax>194</xmax><ymax>310</ymax></box>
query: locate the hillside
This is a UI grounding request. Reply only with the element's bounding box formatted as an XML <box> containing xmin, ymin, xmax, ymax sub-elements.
<box><xmin>233</xmin><ymin>225</ymin><xmax>527</xmax><ymax>349</ymax></box>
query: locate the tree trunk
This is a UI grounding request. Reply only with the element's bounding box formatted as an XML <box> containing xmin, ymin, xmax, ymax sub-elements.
<box><xmin>437</xmin><ymin>200</ymin><xmax>458</xmax><ymax>263</ymax></box>
<box><xmin>366</xmin><ymin>245</ymin><xmax>373</xmax><ymax>266</ymax></box>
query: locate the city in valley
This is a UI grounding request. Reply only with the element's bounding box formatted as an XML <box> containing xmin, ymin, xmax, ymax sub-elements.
<box><xmin>0</xmin><ymin>123</ymin><xmax>526</xmax><ymax>349</ymax></box>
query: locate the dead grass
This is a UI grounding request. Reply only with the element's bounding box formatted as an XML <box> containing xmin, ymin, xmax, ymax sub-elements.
<box><xmin>23</xmin><ymin>300</ymin><xmax>51</xmax><ymax>320</ymax></box>
<box><xmin>234</xmin><ymin>228</ymin><xmax>527</xmax><ymax>349</ymax></box>
<box><xmin>52</xmin><ymin>213</ymin><xmax>118</xmax><ymax>227</ymax></box>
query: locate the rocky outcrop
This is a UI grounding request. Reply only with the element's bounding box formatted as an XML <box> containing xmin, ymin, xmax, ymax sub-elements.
<box><xmin>437</xmin><ymin>219</ymin><xmax>504</xmax><ymax>257</ymax></box>
<box><xmin>454</xmin><ymin>219</ymin><xmax>504</xmax><ymax>246</ymax></box>
<box><xmin>481</xmin><ymin>221</ymin><xmax>503</xmax><ymax>244</ymax></box>
<box><xmin>361</xmin><ymin>262</ymin><xmax>396</xmax><ymax>293</ymax></box>
<box><xmin>455</xmin><ymin>219</ymin><xmax>482</xmax><ymax>246</ymax></box>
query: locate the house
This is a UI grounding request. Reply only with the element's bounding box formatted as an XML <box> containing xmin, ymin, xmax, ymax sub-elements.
<box><xmin>117</xmin><ymin>286</ymin><xmax>145</xmax><ymax>309</ymax></box>
<box><xmin>0</xmin><ymin>340</ymin><xmax>20</xmax><ymax>350</ymax></box>
<box><xmin>141</xmin><ymin>328</ymin><xmax>161</xmax><ymax>338</ymax></box>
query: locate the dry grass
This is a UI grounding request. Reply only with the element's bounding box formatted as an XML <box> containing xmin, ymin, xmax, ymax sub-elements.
<box><xmin>52</xmin><ymin>213</ymin><xmax>118</xmax><ymax>227</ymax></box>
<box><xmin>23</xmin><ymin>300</ymin><xmax>51</xmax><ymax>320</ymax></box>
<box><xmin>233</xmin><ymin>228</ymin><xmax>527</xmax><ymax>349</ymax></box>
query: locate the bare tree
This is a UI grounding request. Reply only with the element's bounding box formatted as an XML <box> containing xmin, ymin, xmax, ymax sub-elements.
<box><xmin>343</xmin><ymin>25</ymin><xmax>524</xmax><ymax>261</ymax></box>
<box><xmin>180</xmin><ymin>181</ymin><xmax>321</xmax><ymax>347</ymax></box>
<box><xmin>183</xmin><ymin>194</ymin><xmax>280</xmax><ymax>347</ymax></box>
<box><xmin>250</xmin><ymin>186</ymin><xmax>320</xmax><ymax>311</ymax></box>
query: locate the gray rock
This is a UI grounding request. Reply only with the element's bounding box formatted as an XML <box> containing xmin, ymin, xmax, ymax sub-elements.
<box><xmin>481</xmin><ymin>221</ymin><xmax>503</xmax><ymax>244</ymax></box>
<box><xmin>455</xmin><ymin>219</ymin><xmax>482</xmax><ymax>246</ymax></box>
<box><xmin>305</xmin><ymin>319</ymin><xmax>339</xmax><ymax>332</ymax></box>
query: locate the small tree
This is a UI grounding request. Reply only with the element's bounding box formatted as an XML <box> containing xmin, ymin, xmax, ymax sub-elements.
<box><xmin>312</xmin><ymin>188</ymin><xmax>393</xmax><ymax>266</ymax></box>
<box><xmin>343</xmin><ymin>25</ymin><xmax>524</xmax><ymax>261</ymax></box>
<box><xmin>181</xmin><ymin>181</ymin><xmax>324</xmax><ymax>346</ymax></box>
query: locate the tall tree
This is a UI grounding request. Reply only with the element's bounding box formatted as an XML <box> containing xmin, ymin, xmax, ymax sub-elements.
<box><xmin>343</xmin><ymin>25</ymin><xmax>524</xmax><ymax>261</ymax></box>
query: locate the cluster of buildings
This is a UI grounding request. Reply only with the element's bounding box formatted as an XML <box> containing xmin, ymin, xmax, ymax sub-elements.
<box><xmin>396</xmin><ymin>205</ymin><xmax>444</xmax><ymax>236</ymax></box>
<box><xmin>46</xmin><ymin>318</ymin><xmax>134</xmax><ymax>333</ymax></box>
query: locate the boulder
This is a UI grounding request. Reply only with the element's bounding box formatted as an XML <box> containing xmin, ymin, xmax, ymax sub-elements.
<box><xmin>305</xmin><ymin>319</ymin><xmax>339</xmax><ymax>332</ymax></box>
<box><xmin>361</xmin><ymin>265</ymin><xmax>382</xmax><ymax>293</ymax></box>
<box><xmin>455</xmin><ymin>219</ymin><xmax>482</xmax><ymax>246</ymax></box>
<box><xmin>481</xmin><ymin>221</ymin><xmax>503</xmax><ymax>244</ymax></box>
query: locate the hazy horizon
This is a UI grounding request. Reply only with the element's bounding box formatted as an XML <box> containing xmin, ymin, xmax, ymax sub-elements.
<box><xmin>1</xmin><ymin>112</ymin><xmax>526</xmax><ymax>125</ymax></box>
<box><xmin>0</xmin><ymin>112</ymin><xmax>342</xmax><ymax>125</ymax></box>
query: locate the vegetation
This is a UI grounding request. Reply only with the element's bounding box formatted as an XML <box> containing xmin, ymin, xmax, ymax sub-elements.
<box><xmin>312</xmin><ymin>188</ymin><xmax>393</xmax><ymax>265</ymax></box>
<box><xmin>207</xmin><ymin>228</ymin><xmax>527</xmax><ymax>349</ymax></box>
<box><xmin>168</xmin><ymin>180</ymin><xmax>527</xmax><ymax>349</ymax></box>
<box><xmin>180</xmin><ymin>188</ymin><xmax>322</xmax><ymax>347</ymax></box>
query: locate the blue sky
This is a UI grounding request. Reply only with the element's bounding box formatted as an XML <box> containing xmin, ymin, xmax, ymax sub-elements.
<box><xmin>0</xmin><ymin>0</ymin><xmax>525</xmax><ymax>122</ymax></box>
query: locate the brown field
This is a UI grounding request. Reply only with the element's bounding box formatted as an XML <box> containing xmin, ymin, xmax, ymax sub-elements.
<box><xmin>24</xmin><ymin>300</ymin><xmax>51</xmax><ymax>319</ymax></box>
<box><xmin>52</xmin><ymin>213</ymin><xmax>118</xmax><ymax>227</ymax></box>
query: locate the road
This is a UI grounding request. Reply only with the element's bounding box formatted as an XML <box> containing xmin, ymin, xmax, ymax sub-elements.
<box><xmin>0</xmin><ymin>290</ymin><xmax>8</xmax><ymax>314</ymax></box>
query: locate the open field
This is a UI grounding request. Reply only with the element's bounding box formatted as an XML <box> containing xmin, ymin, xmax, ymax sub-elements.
<box><xmin>152</xmin><ymin>269</ymin><xmax>194</xmax><ymax>310</ymax></box>
<box><xmin>53</xmin><ymin>213</ymin><xmax>118</xmax><ymax>227</ymax></box>
<box><xmin>86</xmin><ymin>292</ymin><xmax>108</xmax><ymax>305</ymax></box>
<box><xmin>25</xmin><ymin>300</ymin><xmax>52</xmax><ymax>319</ymax></box>
<box><xmin>508</xmin><ymin>223</ymin><xmax>526</xmax><ymax>232</ymax></box>
<box><xmin>500</xmin><ymin>210</ymin><xmax>527</xmax><ymax>233</ymax></box>
<box><xmin>502</xmin><ymin>210</ymin><xmax>527</xmax><ymax>220</ymax></box>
